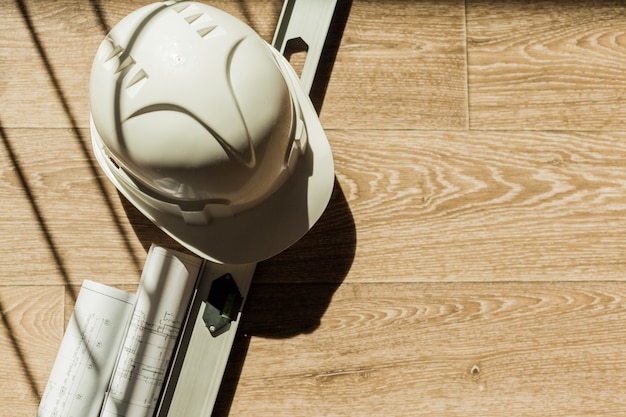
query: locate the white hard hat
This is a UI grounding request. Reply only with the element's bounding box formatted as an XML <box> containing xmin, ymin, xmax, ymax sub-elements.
<box><xmin>89</xmin><ymin>1</ymin><xmax>334</xmax><ymax>264</ymax></box>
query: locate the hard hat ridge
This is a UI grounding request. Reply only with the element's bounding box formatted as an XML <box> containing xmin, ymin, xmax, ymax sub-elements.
<box><xmin>90</xmin><ymin>1</ymin><xmax>334</xmax><ymax>263</ymax></box>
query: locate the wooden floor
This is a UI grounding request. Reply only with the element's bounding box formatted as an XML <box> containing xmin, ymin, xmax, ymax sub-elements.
<box><xmin>3</xmin><ymin>0</ymin><xmax>626</xmax><ymax>415</ymax></box>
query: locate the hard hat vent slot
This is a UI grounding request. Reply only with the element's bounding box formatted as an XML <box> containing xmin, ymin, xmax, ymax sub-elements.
<box><xmin>105</xmin><ymin>43</ymin><xmax>124</xmax><ymax>62</ymax></box>
<box><xmin>170</xmin><ymin>2</ymin><xmax>191</xmax><ymax>13</ymax></box>
<box><xmin>197</xmin><ymin>25</ymin><xmax>217</xmax><ymax>38</ymax></box>
<box><xmin>103</xmin><ymin>37</ymin><xmax>138</xmax><ymax>77</ymax></box>
<box><xmin>172</xmin><ymin>1</ymin><xmax>222</xmax><ymax>40</ymax></box>
<box><xmin>114</xmin><ymin>55</ymin><xmax>135</xmax><ymax>75</ymax></box>
<box><xmin>127</xmin><ymin>69</ymin><xmax>148</xmax><ymax>89</ymax></box>
<box><xmin>185</xmin><ymin>13</ymin><xmax>203</xmax><ymax>24</ymax></box>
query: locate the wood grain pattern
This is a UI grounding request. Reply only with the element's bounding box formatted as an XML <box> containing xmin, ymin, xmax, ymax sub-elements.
<box><xmin>467</xmin><ymin>0</ymin><xmax>626</xmax><ymax>130</ymax></box>
<box><xmin>4</xmin><ymin>127</ymin><xmax>625</xmax><ymax>286</ymax></box>
<box><xmin>223</xmin><ymin>282</ymin><xmax>626</xmax><ymax>416</ymax></box>
<box><xmin>0</xmin><ymin>0</ymin><xmax>467</xmax><ymax>130</ymax></box>
<box><xmin>0</xmin><ymin>127</ymin><xmax>146</xmax><ymax>285</ymax></box>
<box><xmin>0</xmin><ymin>286</ymin><xmax>63</xmax><ymax>417</ymax></box>
<box><xmin>318</xmin><ymin>0</ymin><xmax>468</xmax><ymax>129</ymax></box>
<box><xmin>2</xmin><ymin>1</ymin><xmax>626</xmax><ymax>416</ymax></box>
<box><xmin>260</xmin><ymin>129</ymin><xmax>626</xmax><ymax>283</ymax></box>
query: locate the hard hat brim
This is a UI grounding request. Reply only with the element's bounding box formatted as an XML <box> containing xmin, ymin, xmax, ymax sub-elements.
<box><xmin>91</xmin><ymin>47</ymin><xmax>334</xmax><ymax>264</ymax></box>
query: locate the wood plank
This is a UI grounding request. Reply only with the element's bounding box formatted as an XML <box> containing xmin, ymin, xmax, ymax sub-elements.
<box><xmin>0</xmin><ymin>128</ymin><xmax>147</xmax><ymax>285</ymax></box>
<box><xmin>218</xmin><ymin>281</ymin><xmax>626</xmax><ymax>416</ymax></box>
<box><xmin>258</xmin><ymin>129</ymin><xmax>626</xmax><ymax>283</ymax></box>
<box><xmin>0</xmin><ymin>0</ymin><xmax>467</xmax><ymax>130</ymax></box>
<box><xmin>3</xmin><ymin>2</ymin><xmax>626</xmax><ymax>417</ymax></box>
<box><xmin>467</xmin><ymin>0</ymin><xmax>626</xmax><ymax>130</ymax></box>
<box><xmin>3</xmin><ymin>127</ymin><xmax>626</xmax><ymax>285</ymax></box>
<box><xmin>318</xmin><ymin>0</ymin><xmax>468</xmax><ymax>130</ymax></box>
<box><xmin>5</xmin><ymin>281</ymin><xmax>626</xmax><ymax>416</ymax></box>
<box><xmin>0</xmin><ymin>286</ymin><xmax>63</xmax><ymax>417</ymax></box>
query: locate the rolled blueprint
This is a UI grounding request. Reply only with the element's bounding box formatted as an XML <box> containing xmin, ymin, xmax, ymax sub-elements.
<box><xmin>100</xmin><ymin>245</ymin><xmax>202</xmax><ymax>417</ymax></box>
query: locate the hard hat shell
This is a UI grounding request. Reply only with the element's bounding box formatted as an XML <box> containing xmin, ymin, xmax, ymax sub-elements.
<box><xmin>89</xmin><ymin>1</ymin><xmax>334</xmax><ymax>264</ymax></box>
